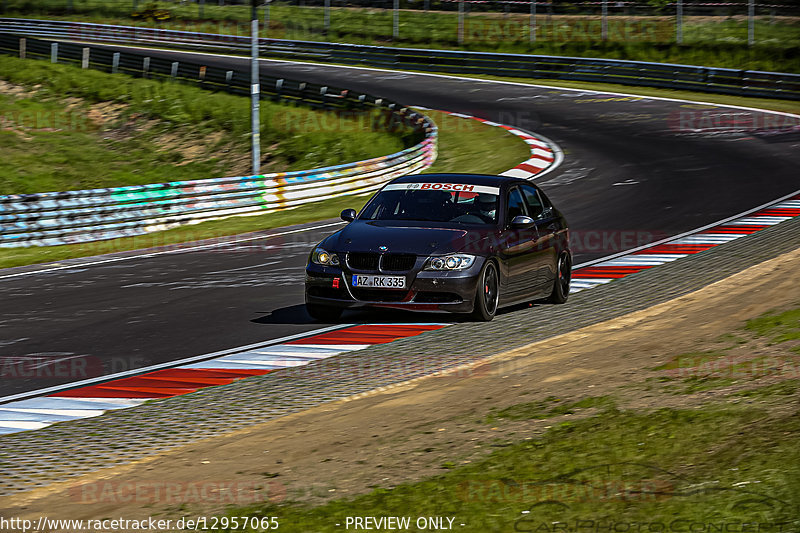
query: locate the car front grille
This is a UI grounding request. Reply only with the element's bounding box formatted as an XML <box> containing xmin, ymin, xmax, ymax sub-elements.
<box><xmin>380</xmin><ymin>253</ymin><xmax>417</xmax><ymax>272</ymax></box>
<box><xmin>346</xmin><ymin>252</ymin><xmax>416</xmax><ymax>272</ymax></box>
<box><xmin>347</xmin><ymin>252</ymin><xmax>380</xmax><ymax>271</ymax></box>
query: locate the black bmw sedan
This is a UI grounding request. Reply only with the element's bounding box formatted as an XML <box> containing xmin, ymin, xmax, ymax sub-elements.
<box><xmin>305</xmin><ymin>173</ymin><xmax>571</xmax><ymax>321</ymax></box>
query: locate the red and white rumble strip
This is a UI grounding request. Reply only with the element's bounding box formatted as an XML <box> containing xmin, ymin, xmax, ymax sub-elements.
<box><xmin>413</xmin><ymin>107</ymin><xmax>562</xmax><ymax>180</ymax></box>
<box><xmin>570</xmin><ymin>193</ymin><xmax>800</xmax><ymax>293</ymax></box>
<box><xmin>0</xmin><ymin>324</ymin><xmax>448</xmax><ymax>435</ymax></box>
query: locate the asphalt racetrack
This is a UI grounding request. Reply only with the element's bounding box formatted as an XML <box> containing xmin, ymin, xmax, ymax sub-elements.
<box><xmin>1</xmin><ymin>46</ymin><xmax>798</xmax><ymax>398</ymax></box>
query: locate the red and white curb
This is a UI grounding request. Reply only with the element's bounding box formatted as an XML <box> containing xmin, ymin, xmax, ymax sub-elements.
<box><xmin>3</xmin><ymin>187</ymin><xmax>798</xmax><ymax>434</ymax></box>
<box><xmin>413</xmin><ymin>107</ymin><xmax>563</xmax><ymax>180</ymax></box>
<box><xmin>570</xmin><ymin>193</ymin><xmax>800</xmax><ymax>293</ymax></box>
<box><xmin>0</xmin><ymin>324</ymin><xmax>448</xmax><ymax>435</ymax></box>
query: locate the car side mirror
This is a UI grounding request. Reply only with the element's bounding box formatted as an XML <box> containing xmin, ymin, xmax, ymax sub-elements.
<box><xmin>340</xmin><ymin>209</ymin><xmax>357</xmax><ymax>222</ymax></box>
<box><xmin>540</xmin><ymin>207</ymin><xmax>554</xmax><ymax>219</ymax></box>
<box><xmin>510</xmin><ymin>215</ymin><xmax>535</xmax><ymax>229</ymax></box>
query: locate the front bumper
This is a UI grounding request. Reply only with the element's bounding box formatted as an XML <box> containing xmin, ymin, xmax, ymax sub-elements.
<box><xmin>304</xmin><ymin>258</ymin><xmax>486</xmax><ymax>314</ymax></box>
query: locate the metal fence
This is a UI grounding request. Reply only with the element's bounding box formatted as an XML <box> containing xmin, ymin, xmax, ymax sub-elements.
<box><xmin>0</xmin><ymin>33</ymin><xmax>438</xmax><ymax>247</ymax></box>
<box><xmin>1</xmin><ymin>0</ymin><xmax>798</xmax><ymax>46</ymax></box>
<box><xmin>2</xmin><ymin>19</ymin><xmax>798</xmax><ymax>99</ymax></box>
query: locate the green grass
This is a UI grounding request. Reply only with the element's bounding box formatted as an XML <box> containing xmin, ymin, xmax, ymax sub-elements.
<box><xmin>745</xmin><ymin>307</ymin><xmax>800</xmax><ymax>345</ymax></box>
<box><xmin>209</xmin><ymin>403</ymin><xmax>800</xmax><ymax>531</ymax></box>
<box><xmin>485</xmin><ymin>395</ymin><xmax>614</xmax><ymax>423</ymax></box>
<box><xmin>0</xmin><ymin>54</ymin><xmax>412</xmax><ymax>194</ymax></box>
<box><xmin>734</xmin><ymin>380</ymin><xmax>800</xmax><ymax>399</ymax></box>
<box><xmin>422</xmin><ymin>110</ymin><xmax>530</xmax><ymax>175</ymax></box>
<box><xmin>0</xmin><ymin>109</ymin><xmax>528</xmax><ymax>269</ymax></box>
<box><xmin>5</xmin><ymin>4</ymin><xmax>799</xmax><ymax>72</ymax></box>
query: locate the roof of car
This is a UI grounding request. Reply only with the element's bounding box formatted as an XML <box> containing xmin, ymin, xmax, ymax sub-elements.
<box><xmin>391</xmin><ymin>173</ymin><xmax>526</xmax><ymax>187</ymax></box>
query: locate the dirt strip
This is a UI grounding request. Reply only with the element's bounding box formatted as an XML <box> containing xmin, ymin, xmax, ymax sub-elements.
<box><xmin>4</xmin><ymin>246</ymin><xmax>798</xmax><ymax>522</ymax></box>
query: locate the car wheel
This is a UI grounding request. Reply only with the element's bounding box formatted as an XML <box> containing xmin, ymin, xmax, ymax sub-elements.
<box><xmin>306</xmin><ymin>303</ymin><xmax>343</xmax><ymax>322</ymax></box>
<box><xmin>471</xmin><ymin>260</ymin><xmax>499</xmax><ymax>322</ymax></box>
<box><xmin>548</xmin><ymin>252</ymin><xmax>571</xmax><ymax>304</ymax></box>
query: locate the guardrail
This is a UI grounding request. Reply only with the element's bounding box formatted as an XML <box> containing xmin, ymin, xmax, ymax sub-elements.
<box><xmin>1</xmin><ymin>18</ymin><xmax>798</xmax><ymax>100</ymax></box>
<box><xmin>0</xmin><ymin>33</ymin><xmax>437</xmax><ymax>248</ymax></box>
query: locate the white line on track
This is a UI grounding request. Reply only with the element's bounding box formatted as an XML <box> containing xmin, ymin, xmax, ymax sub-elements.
<box><xmin>572</xmin><ymin>188</ymin><xmax>800</xmax><ymax>270</ymax></box>
<box><xmin>0</xmin><ymin>323</ymin><xmax>354</xmax><ymax>404</ymax></box>
<box><xmin>0</xmin><ymin>221</ymin><xmax>345</xmax><ymax>281</ymax></box>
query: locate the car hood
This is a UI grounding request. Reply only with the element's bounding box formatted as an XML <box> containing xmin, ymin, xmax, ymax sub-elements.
<box><xmin>323</xmin><ymin>220</ymin><xmax>495</xmax><ymax>256</ymax></box>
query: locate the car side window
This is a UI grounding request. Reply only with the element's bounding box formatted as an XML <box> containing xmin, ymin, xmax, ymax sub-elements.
<box><xmin>520</xmin><ymin>185</ymin><xmax>545</xmax><ymax>219</ymax></box>
<box><xmin>506</xmin><ymin>187</ymin><xmax>527</xmax><ymax>225</ymax></box>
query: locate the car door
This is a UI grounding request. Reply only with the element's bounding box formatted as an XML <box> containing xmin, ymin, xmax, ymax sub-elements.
<box><xmin>498</xmin><ymin>186</ymin><xmax>539</xmax><ymax>302</ymax></box>
<box><xmin>520</xmin><ymin>184</ymin><xmax>558</xmax><ymax>293</ymax></box>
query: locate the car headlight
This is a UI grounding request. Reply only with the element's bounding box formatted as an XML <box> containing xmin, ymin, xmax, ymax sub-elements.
<box><xmin>424</xmin><ymin>254</ymin><xmax>476</xmax><ymax>271</ymax></box>
<box><xmin>311</xmin><ymin>247</ymin><xmax>340</xmax><ymax>266</ymax></box>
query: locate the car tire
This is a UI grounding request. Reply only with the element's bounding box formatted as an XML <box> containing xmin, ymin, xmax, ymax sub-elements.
<box><xmin>306</xmin><ymin>303</ymin><xmax>343</xmax><ymax>322</ymax></box>
<box><xmin>548</xmin><ymin>252</ymin><xmax>571</xmax><ymax>304</ymax></box>
<box><xmin>471</xmin><ymin>260</ymin><xmax>500</xmax><ymax>322</ymax></box>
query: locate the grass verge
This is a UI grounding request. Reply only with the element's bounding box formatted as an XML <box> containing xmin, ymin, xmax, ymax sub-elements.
<box><xmin>0</xmin><ymin>54</ymin><xmax>413</xmax><ymax>194</ymax></box>
<box><xmin>206</xmin><ymin>305</ymin><xmax>800</xmax><ymax>531</ymax></box>
<box><xmin>0</xmin><ymin>109</ymin><xmax>529</xmax><ymax>270</ymax></box>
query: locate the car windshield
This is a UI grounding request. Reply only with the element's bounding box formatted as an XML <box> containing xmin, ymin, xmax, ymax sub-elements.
<box><xmin>360</xmin><ymin>183</ymin><xmax>500</xmax><ymax>225</ymax></box>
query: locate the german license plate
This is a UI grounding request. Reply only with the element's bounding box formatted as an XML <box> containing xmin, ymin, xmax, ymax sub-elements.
<box><xmin>351</xmin><ymin>275</ymin><xmax>406</xmax><ymax>289</ymax></box>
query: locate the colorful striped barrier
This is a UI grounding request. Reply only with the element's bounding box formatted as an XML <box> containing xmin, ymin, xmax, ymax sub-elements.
<box><xmin>0</xmin><ymin>34</ymin><xmax>438</xmax><ymax>248</ymax></box>
<box><xmin>0</xmin><ymin>134</ymin><xmax>437</xmax><ymax>248</ymax></box>
<box><xmin>0</xmin><ymin>324</ymin><xmax>448</xmax><ymax>435</ymax></box>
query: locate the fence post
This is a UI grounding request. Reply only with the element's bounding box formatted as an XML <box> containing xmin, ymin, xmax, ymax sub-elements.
<box><xmin>112</xmin><ymin>52</ymin><xmax>120</xmax><ymax>73</ymax></box>
<box><xmin>601</xmin><ymin>0</ymin><xmax>607</xmax><ymax>41</ymax></box>
<box><xmin>225</xmin><ymin>70</ymin><xmax>233</xmax><ymax>88</ymax></box>
<box><xmin>529</xmin><ymin>0</ymin><xmax>536</xmax><ymax>44</ymax></box>
<box><xmin>50</xmin><ymin>42</ymin><xmax>58</xmax><ymax>63</ymax></box>
<box><xmin>458</xmin><ymin>0</ymin><xmax>464</xmax><ymax>45</ymax></box>
<box><xmin>19</xmin><ymin>37</ymin><xmax>25</xmax><ymax>59</ymax></box>
<box><xmin>264</xmin><ymin>0</ymin><xmax>271</xmax><ymax>36</ymax></box>
<box><xmin>171</xmin><ymin>61</ymin><xmax>179</xmax><ymax>78</ymax></box>
<box><xmin>324</xmin><ymin>0</ymin><xmax>330</xmax><ymax>35</ymax></box>
<box><xmin>748</xmin><ymin>0</ymin><xmax>754</xmax><ymax>46</ymax></box>
<box><xmin>676</xmin><ymin>0</ymin><xmax>683</xmax><ymax>44</ymax></box>
<box><xmin>250</xmin><ymin>11</ymin><xmax>261</xmax><ymax>176</ymax></box>
<box><xmin>143</xmin><ymin>56</ymin><xmax>150</xmax><ymax>78</ymax></box>
<box><xmin>81</xmin><ymin>47</ymin><xmax>90</xmax><ymax>69</ymax></box>
<box><xmin>393</xmin><ymin>0</ymin><xmax>399</xmax><ymax>41</ymax></box>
